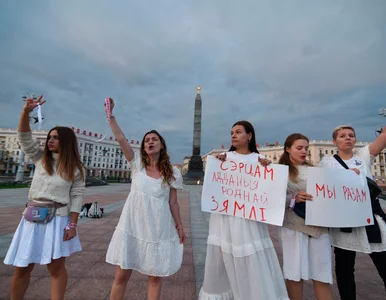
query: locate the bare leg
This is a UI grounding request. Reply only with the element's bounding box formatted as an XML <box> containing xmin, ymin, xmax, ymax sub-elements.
<box><xmin>286</xmin><ymin>279</ymin><xmax>303</xmax><ymax>300</ymax></box>
<box><xmin>147</xmin><ymin>276</ymin><xmax>162</xmax><ymax>300</ymax></box>
<box><xmin>11</xmin><ymin>264</ymin><xmax>35</xmax><ymax>300</ymax></box>
<box><xmin>47</xmin><ymin>257</ymin><xmax>67</xmax><ymax>300</ymax></box>
<box><xmin>110</xmin><ymin>267</ymin><xmax>132</xmax><ymax>300</ymax></box>
<box><xmin>313</xmin><ymin>280</ymin><xmax>333</xmax><ymax>300</ymax></box>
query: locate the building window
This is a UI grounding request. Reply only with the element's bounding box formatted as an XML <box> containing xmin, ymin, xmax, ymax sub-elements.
<box><xmin>325</xmin><ymin>150</ymin><xmax>328</xmax><ymax>154</ymax></box>
<box><xmin>80</xmin><ymin>143</ymin><xmax>83</xmax><ymax>147</ymax></box>
<box><xmin>331</xmin><ymin>150</ymin><xmax>334</xmax><ymax>154</ymax></box>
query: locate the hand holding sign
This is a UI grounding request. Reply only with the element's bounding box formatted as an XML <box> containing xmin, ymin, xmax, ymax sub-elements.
<box><xmin>349</xmin><ymin>168</ymin><xmax>360</xmax><ymax>175</ymax></box>
<box><xmin>295</xmin><ymin>191</ymin><xmax>313</xmax><ymax>203</ymax></box>
<box><xmin>216</xmin><ymin>153</ymin><xmax>227</xmax><ymax>161</ymax></box>
<box><xmin>258</xmin><ymin>157</ymin><xmax>271</xmax><ymax>167</ymax></box>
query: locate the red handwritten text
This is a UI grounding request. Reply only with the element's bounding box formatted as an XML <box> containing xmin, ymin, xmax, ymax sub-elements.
<box><xmin>342</xmin><ymin>186</ymin><xmax>367</xmax><ymax>202</ymax></box>
<box><xmin>210</xmin><ymin>196</ymin><xmax>267</xmax><ymax>222</ymax></box>
<box><xmin>220</xmin><ymin>160</ymin><xmax>274</xmax><ymax>180</ymax></box>
<box><xmin>316</xmin><ymin>184</ymin><xmax>336</xmax><ymax>199</ymax></box>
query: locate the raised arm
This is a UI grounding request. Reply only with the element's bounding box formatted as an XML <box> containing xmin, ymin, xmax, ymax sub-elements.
<box><xmin>18</xmin><ymin>95</ymin><xmax>46</xmax><ymax>132</ymax></box>
<box><xmin>105</xmin><ymin>98</ymin><xmax>134</xmax><ymax>162</ymax></box>
<box><xmin>369</xmin><ymin>126</ymin><xmax>386</xmax><ymax>157</ymax></box>
<box><xmin>17</xmin><ymin>96</ymin><xmax>46</xmax><ymax>162</ymax></box>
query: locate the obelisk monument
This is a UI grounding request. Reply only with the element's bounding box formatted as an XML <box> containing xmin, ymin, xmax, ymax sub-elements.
<box><xmin>185</xmin><ymin>86</ymin><xmax>204</xmax><ymax>181</ymax></box>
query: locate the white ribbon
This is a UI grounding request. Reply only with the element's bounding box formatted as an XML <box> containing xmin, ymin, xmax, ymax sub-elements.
<box><xmin>37</xmin><ymin>103</ymin><xmax>43</xmax><ymax>130</ymax></box>
<box><xmin>96</xmin><ymin>97</ymin><xmax>111</xmax><ymax>142</ymax></box>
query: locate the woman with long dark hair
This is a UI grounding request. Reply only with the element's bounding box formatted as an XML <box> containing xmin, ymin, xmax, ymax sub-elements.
<box><xmin>104</xmin><ymin>99</ymin><xmax>185</xmax><ymax>300</ymax></box>
<box><xmin>320</xmin><ymin>125</ymin><xmax>386</xmax><ymax>299</ymax></box>
<box><xmin>278</xmin><ymin>133</ymin><xmax>333</xmax><ymax>300</ymax></box>
<box><xmin>199</xmin><ymin>121</ymin><xmax>288</xmax><ymax>300</ymax></box>
<box><xmin>4</xmin><ymin>96</ymin><xmax>85</xmax><ymax>300</ymax></box>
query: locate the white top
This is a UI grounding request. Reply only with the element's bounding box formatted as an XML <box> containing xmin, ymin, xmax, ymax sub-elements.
<box><xmin>319</xmin><ymin>145</ymin><xmax>386</xmax><ymax>253</ymax></box>
<box><xmin>18</xmin><ymin>131</ymin><xmax>85</xmax><ymax>214</ymax></box>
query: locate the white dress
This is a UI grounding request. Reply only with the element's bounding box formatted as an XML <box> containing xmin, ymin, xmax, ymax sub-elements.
<box><xmin>277</xmin><ymin>166</ymin><xmax>333</xmax><ymax>284</ymax></box>
<box><xmin>106</xmin><ymin>152</ymin><xmax>184</xmax><ymax>276</ymax></box>
<box><xmin>319</xmin><ymin>145</ymin><xmax>386</xmax><ymax>253</ymax></box>
<box><xmin>199</xmin><ymin>152</ymin><xmax>289</xmax><ymax>300</ymax></box>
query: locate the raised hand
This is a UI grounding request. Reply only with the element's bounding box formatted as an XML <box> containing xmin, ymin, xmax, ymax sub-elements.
<box><xmin>104</xmin><ymin>97</ymin><xmax>115</xmax><ymax>116</ymax></box>
<box><xmin>23</xmin><ymin>95</ymin><xmax>46</xmax><ymax>112</ymax></box>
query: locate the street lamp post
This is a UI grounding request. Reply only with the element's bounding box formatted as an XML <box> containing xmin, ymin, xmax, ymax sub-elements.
<box><xmin>5</xmin><ymin>155</ymin><xmax>10</xmax><ymax>176</ymax></box>
<box><xmin>15</xmin><ymin>151</ymin><xmax>25</xmax><ymax>182</ymax></box>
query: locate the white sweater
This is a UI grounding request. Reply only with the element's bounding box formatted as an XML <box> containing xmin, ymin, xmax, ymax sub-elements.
<box><xmin>18</xmin><ymin>131</ymin><xmax>85</xmax><ymax>214</ymax></box>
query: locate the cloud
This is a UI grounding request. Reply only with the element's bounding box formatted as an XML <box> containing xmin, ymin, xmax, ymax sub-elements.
<box><xmin>0</xmin><ymin>0</ymin><xmax>386</xmax><ymax>162</ymax></box>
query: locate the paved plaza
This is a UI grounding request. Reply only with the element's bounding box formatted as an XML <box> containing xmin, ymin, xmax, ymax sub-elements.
<box><xmin>0</xmin><ymin>184</ymin><xmax>385</xmax><ymax>299</ymax></box>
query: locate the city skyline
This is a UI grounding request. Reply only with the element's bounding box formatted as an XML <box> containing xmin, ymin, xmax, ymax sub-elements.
<box><xmin>1</xmin><ymin>1</ymin><xmax>385</xmax><ymax>162</ymax></box>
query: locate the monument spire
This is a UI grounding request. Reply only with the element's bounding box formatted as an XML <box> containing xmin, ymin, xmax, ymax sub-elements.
<box><xmin>184</xmin><ymin>86</ymin><xmax>204</xmax><ymax>182</ymax></box>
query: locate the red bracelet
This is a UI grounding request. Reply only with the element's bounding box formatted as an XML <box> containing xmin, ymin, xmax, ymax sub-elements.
<box><xmin>69</xmin><ymin>223</ymin><xmax>77</xmax><ymax>228</ymax></box>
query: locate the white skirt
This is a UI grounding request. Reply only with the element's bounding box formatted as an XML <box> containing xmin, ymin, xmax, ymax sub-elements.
<box><xmin>4</xmin><ymin>216</ymin><xmax>82</xmax><ymax>267</ymax></box>
<box><xmin>277</xmin><ymin>227</ymin><xmax>333</xmax><ymax>284</ymax></box>
<box><xmin>200</xmin><ymin>214</ymin><xmax>289</xmax><ymax>300</ymax></box>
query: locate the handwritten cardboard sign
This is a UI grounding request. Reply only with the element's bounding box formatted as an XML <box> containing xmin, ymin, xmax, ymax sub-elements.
<box><xmin>305</xmin><ymin>167</ymin><xmax>373</xmax><ymax>227</ymax></box>
<box><xmin>201</xmin><ymin>154</ymin><xmax>289</xmax><ymax>226</ymax></box>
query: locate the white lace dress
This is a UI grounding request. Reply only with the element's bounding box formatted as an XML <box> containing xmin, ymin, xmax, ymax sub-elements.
<box><xmin>199</xmin><ymin>152</ymin><xmax>289</xmax><ymax>300</ymax></box>
<box><xmin>106</xmin><ymin>152</ymin><xmax>184</xmax><ymax>276</ymax></box>
<box><xmin>319</xmin><ymin>145</ymin><xmax>386</xmax><ymax>253</ymax></box>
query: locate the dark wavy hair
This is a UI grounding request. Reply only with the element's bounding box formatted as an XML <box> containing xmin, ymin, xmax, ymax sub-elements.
<box><xmin>140</xmin><ymin>130</ymin><xmax>174</xmax><ymax>185</ymax></box>
<box><xmin>229</xmin><ymin>120</ymin><xmax>259</xmax><ymax>153</ymax></box>
<box><xmin>42</xmin><ymin>126</ymin><xmax>85</xmax><ymax>182</ymax></box>
<box><xmin>278</xmin><ymin>133</ymin><xmax>312</xmax><ymax>181</ymax></box>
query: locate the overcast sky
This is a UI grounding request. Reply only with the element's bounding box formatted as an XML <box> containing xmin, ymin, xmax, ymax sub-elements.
<box><xmin>1</xmin><ymin>0</ymin><xmax>385</xmax><ymax>163</ymax></box>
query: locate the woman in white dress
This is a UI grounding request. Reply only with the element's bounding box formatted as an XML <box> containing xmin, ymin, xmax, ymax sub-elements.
<box><xmin>4</xmin><ymin>96</ymin><xmax>85</xmax><ymax>299</ymax></box>
<box><xmin>277</xmin><ymin>133</ymin><xmax>333</xmax><ymax>300</ymax></box>
<box><xmin>199</xmin><ymin>120</ymin><xmax>289</xmax><ymax>300</ymax></box>
<box><xmin>319</xmin><ymin>125</ymin><xmax>386</xmax><ymax>300</ymax></box>
<box><xmin>104</xmin><ymin>99</ymin><xmax>185</xmax><ymax>300</ymax></box>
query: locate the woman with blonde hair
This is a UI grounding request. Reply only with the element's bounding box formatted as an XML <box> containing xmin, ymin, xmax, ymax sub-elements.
<box><xmin>320</xmin><ymin>125</ymin><xmax>386</xmax><ymax>299</ymax></box>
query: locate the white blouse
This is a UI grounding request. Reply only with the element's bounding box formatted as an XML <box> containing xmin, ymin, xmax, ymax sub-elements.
<box><xmin>18</xmin><ymin>131</ymin><xmax>85</xmax><ymax>214</ymax></box>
